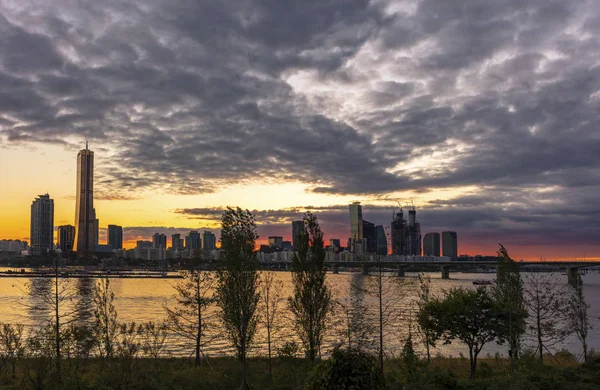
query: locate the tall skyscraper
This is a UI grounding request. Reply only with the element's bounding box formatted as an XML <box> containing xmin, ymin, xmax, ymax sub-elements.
<box><xmin>108</xmin><ymin>225</ymin><xmax>123</xmax><ymax>250</ymax></box>
<box><xmin>423</xmin><ymin>232</ymin><xmax>440</xmax><ymax>256</ymax></box>
<box><xmin>203</xmin><ymin>231</ymin><xmax>217</xmax><ymax>250</ymax></box>
<box><xmin>74</xmin><ymin>144</ymin><xmax>96</xmax><ymax>257</ymax></box>
<box><xmin>30</xmin><ymin>194</ymin><xmax>54</xmax><ymax>256</ymax></box>
<box><xmin>292</xmin><ymin>220</ymin><xmax>304</xmax><ymax>249</ymax></box>
<box><xmin>375</xmin><ymin>225</ymin><xmax>387</xmax><ymax>256</ymax></box>
<box><xmin>442</xmin><ymin>231</ymin><xmax>458</xmax><ymax>259</ymax></box>
<box><xmin>362</xmin><ymin>220</ymin><xmax>377</xmax><ymax>253</ymax></box>
<box><xmin>57</xmin><ymin>225</ymin><xmax>75</xmax><ymax>252</ymax></box>
<box><xmin>349</xmin><ymin>202</ymin><xmax>363</xmax><ymax>241</ymax></box>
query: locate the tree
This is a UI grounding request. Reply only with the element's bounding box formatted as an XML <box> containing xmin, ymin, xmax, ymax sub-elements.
<box><xmin>415</xmin><ymin>273</ymin><xmax>436</xmax><ymax>364</ymax></box>
<box><xmin>0</xmin><ymin>323</ymin><xmax>25</xmax><ymax>379</ymax></box>
<box><xmin>289</xmin><ymin>212</ymin><xmax>332</xmax><ymax>362</ymax></box>
<box><xmin>523</xmin><ymin>273</ymin><xmax>570</xmax><ymax>363</ymax></box>
<box><xmin>490</xmin><ymin>245</ymin><xmax>527</xmax><ymax>371</ymax></box>
<box><xmin>165</xmin><ymin>270</ymin><xmax>215</xmax><ymax>367</ymax></box>
<box><xmin>216</xmin><ymin>207</ymin><xmax>261</xmax><ymax>390</ymax></box>
<box><xmin>26</xmin><ymin>253</ymin><xmax>80</xmax><ymax>382</ymax></box>
<box><xmin>259</xmin><ymin>271</ymin><xmax>284</xmax><ymax>377</ymax></box>
<box><xmin>419</xmin><ymin>287</ymin><xmax>501</xmax><ymax>380</ymax></box>
<box><xmin>363</xmin><ymin>263</ymin><xmax>411</xmax><ymax>375</ymax></box>
<box><xmin>92</xmin><ymin>277</ymin><xmax>119</xmax><ymax>362</ymax></box>
<box><xmin>333</xmin><ymin>275</ymin><xmax>373</xmax><ymax>353</ymax></box>
<box><xmin>566</xmin><ymin>275</ymin><xmax>592</xmax><ymax>362</ymax></box>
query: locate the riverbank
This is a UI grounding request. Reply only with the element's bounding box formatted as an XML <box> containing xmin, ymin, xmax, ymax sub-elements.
<box><xmin>0</xmin><ymin>353</ymin><xmax>598</xmax><ymax>389</ymax></box>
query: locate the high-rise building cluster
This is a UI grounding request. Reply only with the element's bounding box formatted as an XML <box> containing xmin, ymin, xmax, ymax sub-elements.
<box><xmin>390</xmin><ymin>207</ymin><xmax>422</xmax><ymax>256</ymax></box>
<box><xmin>346</xmin><ymin>202</ymin><xmax>388</xmax><ymax>256</ymax></box>
<box><xmin>423</xmin><ymin>231</ymin><xmax>458</xmax><ymax>259</ymax></box>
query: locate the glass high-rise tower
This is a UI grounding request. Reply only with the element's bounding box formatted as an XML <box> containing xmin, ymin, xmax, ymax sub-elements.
<box><xmin>74</xmin><ymin>143</ymin><xmax>97</xmax><ymax>257</ymax></box>
<box><xmin>30</xmin><ymin>194</ymin><xmax>54</xmax><ymax>256</ymax></box>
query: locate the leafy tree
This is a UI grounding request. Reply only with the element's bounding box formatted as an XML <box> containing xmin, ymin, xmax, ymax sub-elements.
<box><xmin>419</xmin><ymin>287</ymin><xmax>502</xmax><ymax>379</ymax></box>
<box><xmin>306</xmin><ymin>347</ymin><xmax>385</xmax><ymax>390</ymax></box>
<box><xmin>566</xmin><ymin>275</ymin><xmax>592</xmax><ymax>362</ymax></box>
<box><xmin>289</xmin><ymin>212</ymin><xmax>332</xmax><ymax>361</ymax></box>
<box><xmin>259</xmin><ymin>271</ymin><xmax>284</xmax><ymax>377</ymax></box>
<box><xmin>92</xmin><ymin>277</ymin><xmax>119</xmax><ymax>361</ymax></box>
<box><xmin>490</xmin><ymin>245</ymin><xmax>527</xmax><ymax>370</ymax></box>
<box><xmin>216</xmin><ymin>207</ymin><xmax>261</xmax><ymax>389</ymax></box>
<box><xmin>523</xmin><ymin>273</ymin><xmax>570</xmax><ymax>363</ymax></box>
<box><xmin>165</xmin><ymin>270</ymin><xmax>215</xmax><ymax>367</ymax></box>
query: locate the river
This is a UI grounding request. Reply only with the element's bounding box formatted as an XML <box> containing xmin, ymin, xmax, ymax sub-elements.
<box><xmin>0</xmin><ymin>270</ymin><xmax>598</xmax><ymax>360</ymax></box>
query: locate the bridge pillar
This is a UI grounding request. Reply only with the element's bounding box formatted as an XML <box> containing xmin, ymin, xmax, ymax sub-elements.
<box><xmin>332</xmin><ymin>264</ymin><xmax>339</xmax><ymax>274</ymax></box>
<box><xmin>362</xmin><ymin>264</ymin><xmax>370</xmax><ymax>275</ymax></box>
<box><xmin>567</xmin><ymin>267</ymin><xmax>579</xmax><ymax>288</ymax></box>
<box><xmin>396</xmin><ymin>265</ymin><xmax>405</xmax><ymax>277</ymax></box>
<box><xmin>441</xmin><ymin>265</ymin><xmax>450</xmax><ymax>279</ymax></box>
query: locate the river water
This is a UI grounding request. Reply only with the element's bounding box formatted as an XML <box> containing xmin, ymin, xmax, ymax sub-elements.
<box><xmin>0</xmin><ymin>270</ymin><xmax>598</xmax><ymax>360</ymax></box>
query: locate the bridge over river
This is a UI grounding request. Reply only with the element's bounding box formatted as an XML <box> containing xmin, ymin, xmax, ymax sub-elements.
<box><xmin>260</xmin><ymin>260</ymin><xmax>600</xmax><ymax>287</ymax></box>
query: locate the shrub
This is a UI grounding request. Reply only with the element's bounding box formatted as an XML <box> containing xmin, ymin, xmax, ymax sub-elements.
<box><xmin>305</xmin><ymin>347</ymin><xmax>385</xmax><ymax>390</ymax></box>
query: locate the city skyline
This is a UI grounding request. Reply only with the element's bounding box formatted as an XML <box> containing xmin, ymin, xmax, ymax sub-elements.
<box><xmin>1</xmin><ymin>1</ymin><xmax>600</xmax><ymax>260</ymax></box>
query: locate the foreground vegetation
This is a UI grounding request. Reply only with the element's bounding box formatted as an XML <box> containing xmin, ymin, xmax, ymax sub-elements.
<box><xmin>0</xmin><ymin>352</ymin><xmax>599</xmax><ymax>389</ymax></box>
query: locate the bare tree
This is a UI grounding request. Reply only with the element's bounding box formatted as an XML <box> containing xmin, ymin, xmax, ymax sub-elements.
<box><xmin>415</xmin><ymin>273</ymin><xmax>436</xmax><ymax>363</ymax></box>
<box><xmin>523</xmin><ymin>272</ymin><xmax>570</xmax><ymax>362</ymax></box>
<box><xmin>333</xmin><ymin>275</ymin><xmax>374</xmax><ymax>352</ymax></box>
<box><xmin>259</xmin><ymin>271</ymin><xmax>284</xmax><ymax>377</ymax></box>
<box><xmin>165</xmin><ymin>270</ymin><xmax>215</xmax><ymax>367</ymax></box>
<box><xmin>139</xmin><ymin>320</ymin><xmax>169</xmax><ymax>361</ymax></box>
<box><xmin>216</xmin><ymin>207</ymin><xmax>261</xmax><ymax>390</ymax></box>
<box><xmin>0</xmin><ymin>323</ymin><xmax>25</xmax><ymax>379</ymax></box>
<box><xmin>289</xmin><ymin>212</ymin><xmax>332</xmax><ymax>362</ymax></box>
<box><xmin>363</xmin><ymin>263</ymin><xmax>412</xmax><ymax>375</ymax></box>
<box><xmin>26</xmin><ymin>255</ymin><xmax>80</xmax><ymax>382</ymax></box>
<box><xmin>566</xmin><ymin>275</ymin><xmax>592</xmax><ymax>362</ymax></box>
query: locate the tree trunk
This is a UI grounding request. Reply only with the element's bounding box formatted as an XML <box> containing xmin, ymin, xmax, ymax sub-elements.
<box><xmin>196</xmin><ymin>280</ymin><xmax>202</xmax><ymax>367</ymax></box>
<box><xmin>55</xmin><ymin>271</ymin><xmax>62</xmax><ymax>383</ymax></box>
<box><xmin>537</xmin><ymin>311</ymin><xmax>543</xmax><ymax>363</ymax></box>
<box><xmin>469</xmin><ymin>347</ymin><xmax>476</xmax><ymax>380</ymax></box>
<box><xmin>378</xmin><ymin>266</ymin><xmax>384</xmax><ymax>375</ymax></box>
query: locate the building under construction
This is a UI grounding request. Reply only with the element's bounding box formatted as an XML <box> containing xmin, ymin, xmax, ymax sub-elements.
<box><xmin>390</xmin><ymin>207</ymin><xmax>422</xmax><ymax>256</ymax></box>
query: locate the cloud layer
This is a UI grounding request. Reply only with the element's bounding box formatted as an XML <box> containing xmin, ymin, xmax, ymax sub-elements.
<box><xmin>1</xmin><ymin>0</ymin><xmax>599</xmax><ymax>256</ymax></box>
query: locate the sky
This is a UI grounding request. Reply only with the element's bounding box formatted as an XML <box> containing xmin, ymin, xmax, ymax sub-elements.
<box><xmin>1</xmin><ymin>0</ymin><xmax>599</xmax><ymax>260</ymax></box>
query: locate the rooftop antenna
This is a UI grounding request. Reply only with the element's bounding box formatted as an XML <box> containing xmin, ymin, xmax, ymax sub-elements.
<box><xmin>85</xmin><ymin>140</ymin><xmax>88</xmax><ymax>150</ymax></box>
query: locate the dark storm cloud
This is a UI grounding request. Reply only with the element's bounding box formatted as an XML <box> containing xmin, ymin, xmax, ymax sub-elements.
<box><xmin>1</xmin><ymin>0</ymin><xmax>600</xmax><ymax>252</ymax></box>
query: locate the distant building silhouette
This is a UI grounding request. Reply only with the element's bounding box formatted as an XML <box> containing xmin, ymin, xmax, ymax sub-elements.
<box><xmin>442</xmin><ymin>231</ymin><xmax>458</xmax><ymax>260</ymax></box>
<box><xmin>185</xmin><ymin>231</ymin><xmax>201</xmax><ymax>250</ymax></box>
<box><xmin>349</xmin><ymin>202</ymin><xmax>363</xmax><ymax>252</ymax></box>
<box><xmin>203</xmin><ymin>231</ymin><xmax>216</xmax><ymax>250</ymax></box>
<box><xmin>30</xmin><ymin>194</ymin><xmax>54</xmax><ymax>256</ymax></box>
<box><xmin>375</xmin><ymin>225</ymin><xmax>387</xmax><ymax>255</ymax></box>
<box><xmin>423</xmin><ymin>232</ymin><xmax>440</xmax><ymax>256</ymax></box>
<box><xmin>57</xmin><ymin>225</ymin><xmax>75</xmax><ymax>252</ymax></box>
<box><xmin>108</xmin><ymin>225</ymin><xmax>123</xmax><ymax>250</ymax></box>
<box><xmin>268</xmin><ymin>236</ymin><xmax>283</xmax><ymax>249</ymax></box>
<box><xmin>390</xmin><ymin>207</ymin><xmax>421</xmax><ymax>256</ymax></box>
<box><xmin>171</xmin><ymin>234</ymin><xmax>184</xmax><ymax>250</ymax></box>
<box><xmin>362</xmin><ymin>220</ymin><xmax>377</xmax><ymax>253</ymax></box>
<box><xmin>152</xmin><ymin>233</ymin><xmax>167</xmax><ymax>249</ymax></box>
<box><xmin>292</xmin><ymin>220</ymin><xmax>304</xmax><ymax>249</ymax></box>
<box><xmin>74</xmin><ymin>144</ymin><xmax>97</xmax><ymax>258</ymax></box>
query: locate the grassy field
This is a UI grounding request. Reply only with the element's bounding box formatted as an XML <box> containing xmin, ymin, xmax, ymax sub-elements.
<box><xmin>0</xmin><ymin>353</ymin><xmax>599</xmax><ymax>389</ymax></box>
